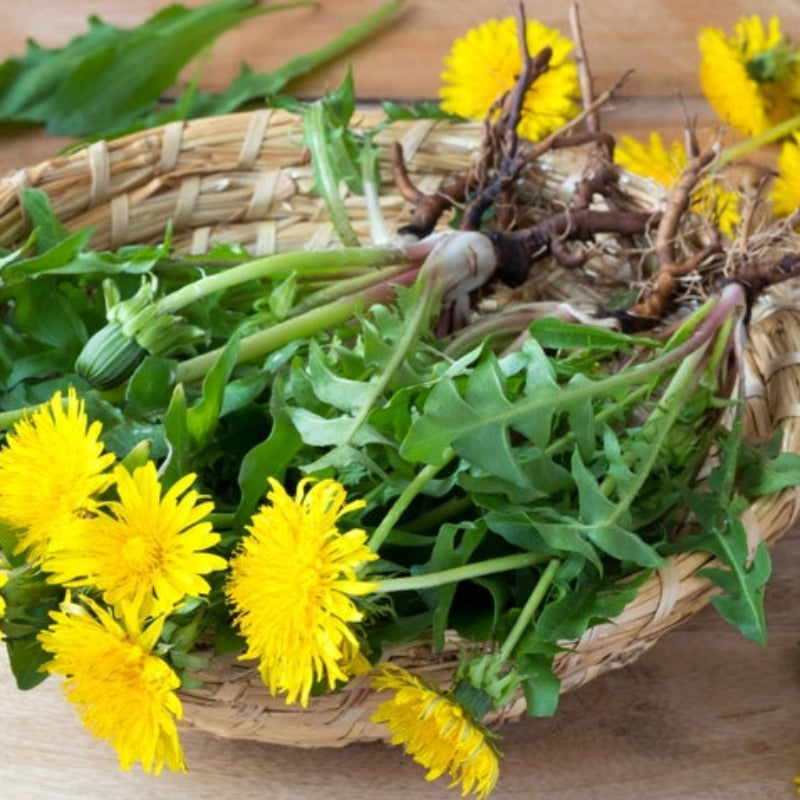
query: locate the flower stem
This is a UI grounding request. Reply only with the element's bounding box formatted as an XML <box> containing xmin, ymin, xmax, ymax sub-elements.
<box><xmin>175</xmin><ymin>266</ymin><xmax>420</xmax><ymax>383</ymax></box>
<box><xmin>718</xmin><ymin>113</ymin><xmax>800</xmax><ymax>165</ymax></box>
<box><xmin>377</xmin><ymin>551</ymin><xmax>550</xmax><ymax>593</ymax></box>
<box><xmin>497</xmin><ymin>558</ymin><xmax>561</xmax><ymax>664</ymax></box>
<box><xmin>157</xmin><ymin>246</ymin><xmax>404</xmax><ymax>315</ymax></box>
<box><xmin>368</xmin><ymin>447</ymin><xmax>456</xmax><ymax>551</ymax></box>
<box><xmin>290</xmin><ymin>263</ymin><xmax>411</xmax><ymax>314</ymax></box>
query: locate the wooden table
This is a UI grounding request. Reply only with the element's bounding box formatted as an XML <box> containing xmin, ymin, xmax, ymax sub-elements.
<box><xmin>1</xmin><ymin>3</ymin><xmax>799</xmax><ymax>798</ymax></box>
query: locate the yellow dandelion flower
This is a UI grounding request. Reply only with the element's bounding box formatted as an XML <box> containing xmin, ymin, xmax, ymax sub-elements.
<box><xmin>0</xmin><ymin>388</ymin><xmax>115</xmax><ymax>566</ymax></box>
<box><xmin>226</xmin><ymin>477</ymin><xmax>378</xmax><ymax>707</ymax></box>
<box><xmin>615</xmin><ymin>132</ymin><xmax>740</xmax><ymax>236</ymax></box>
<box><xmin>371</xmin><ymin>663</ymin><xmax>500</xmax><ymax>800</ymax></box>
<box><xmin>440</xmin><ymin>16</ymin><xmax>580</xmax><ymax>142</ymax></box>
<box><xmin>771</xmin><ymin>132</ymin><xmax>800</xmax><ymax>217</ymax></box>
<box><xmin>38</xmin><ymin>596</ymin><xmax>185</xmax><ymax>774</ymax></box>
<box><xmin>698</xmin><ymin>15</ymin><xmax>800</xmax><ymax>136</ymax></box>
<box><xmin>44</xmin><ymin>462</ymin><xmax>226</xmax><ymax>619</ymax></box>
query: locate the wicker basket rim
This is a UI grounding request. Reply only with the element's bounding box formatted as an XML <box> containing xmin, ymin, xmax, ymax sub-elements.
<box><xmin>2</xmin><ymin>108</ymin><xmax>798</xmax><ymax>748</ymax></box>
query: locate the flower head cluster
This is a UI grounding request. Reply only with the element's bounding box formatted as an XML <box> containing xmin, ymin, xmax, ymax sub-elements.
<box><xmin>0</xmin><ymin>389</ymin><xmax>115</xmax><ymax>566</ymax></box>
<box><xmin>440</xmin><ymin>17</ymin><xmax>579</xmax><ymax>142</ymax></box>
<box><xmin>614</xmin><ymin>132</ymin><xmax>740</xmax><ymax>236</ymax></box>
<box><xmin>45</xmin><ymin>462</ymin><xmax>226</xmax><ymax>619</ymax></box>
<box><xmin>39</xmin><ymin>596</ymin><xmax>185</xmax><ymax>774</ymax></box>
<box><xmin>226</xmin><ymin>477</ymin><xmax>378</xmax><ymax>706</ymax></box>
<box><xmin>0</xmin><ymin>386</ymin><xmax>229</xmax><ymax>773</ymax></box>
<box><xmin>698</xmin><ymin>15</ymin><xmax>800</xmax><ymax>136</ymax></box>
<box><xmin>371</xmin><ymin>663</ymin><xmax>500</xmax><ymax>799</ymax></box>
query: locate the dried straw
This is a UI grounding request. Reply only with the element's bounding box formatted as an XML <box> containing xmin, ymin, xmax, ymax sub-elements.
<box><xmin>1</xmin><ymin>109</ymin><xmax>798</xmax><ymax>748</ymax></box>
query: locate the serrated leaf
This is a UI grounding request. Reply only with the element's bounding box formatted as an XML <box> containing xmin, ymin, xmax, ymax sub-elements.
<box><xmin>401</xmin><ymin>359</ymin><xmax>532</xmax><ymax>486</ymax></box>
<box><xmin>695</xmin><ymin>516</ymin><xmax>771</xmax><ymax>645</ymax></box>
<box><xmin>572</xmin><ymin>449</ymin><xmax>621</xmax><ymax>527</ymax></box>
<box><xmin>0</xmin><ymin>229</ymin><xmax>92</xmax><ymax>283</ymax></box>
<box><xmin>183</xmin><ymin>0</ymin><xmax>404</xmax><ymax>119</ymax></box>
<box><xmin>484</xmin><ymin>509</ymin><xmax>601</xmax><ymax>571</ymax></box>
<box><xmin>571</xmin><ymin>437</ymin><xmax>662</xmax><ymax>568</ymax></box>
<box><xmin>20</xmin><ymin>188</ymin><xmax>69</xmax><ymax>252</ymax></box>
<box><xmin>584</xmin><ymin>524</ymin><xmax>663</xmax><ymax>567</ymax></box>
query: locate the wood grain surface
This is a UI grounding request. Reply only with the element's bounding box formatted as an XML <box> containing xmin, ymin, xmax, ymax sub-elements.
<box><xmin>1</xmin><ymin>2</ymin><xmax>799</xmax><ymax>798</ymax></box>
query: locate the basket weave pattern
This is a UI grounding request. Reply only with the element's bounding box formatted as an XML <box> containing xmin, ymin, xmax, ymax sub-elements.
<box><xmin>1</xmin><ymin>109</ymin><xmax>798</xmax><ymax>748</ymax></box>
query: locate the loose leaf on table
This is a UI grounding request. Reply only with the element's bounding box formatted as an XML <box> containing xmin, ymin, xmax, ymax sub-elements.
<box><xmin>0</xmin><ymin>0</ymin><xmax>405</xmax><ymax>138</ymax></box>
<box><xmin>0</xmin><ymin>0</ymin><xmax>292</xmax><ymax>135</ymax></box>
<box><xmin>185</xmin><ymin>0</ymin><xmax>406</xmax><ymax>118</ymax></box>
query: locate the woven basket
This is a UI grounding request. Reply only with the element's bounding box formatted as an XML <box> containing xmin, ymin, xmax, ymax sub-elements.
<box><xmin>1</xmin><ymin>109</ymin><xmax>798</xmax><ymax>748</ymax></box>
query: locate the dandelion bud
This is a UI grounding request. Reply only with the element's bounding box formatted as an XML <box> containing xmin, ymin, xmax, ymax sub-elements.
<box><xmin>75</xmin><ymin>321</ymin><xmax>147</xmax><ymax>390</ymax></box>
<box><xmin>75</xmin><ymin>277</ymin><xmax>204</xmax><ymax>389</ymax></box>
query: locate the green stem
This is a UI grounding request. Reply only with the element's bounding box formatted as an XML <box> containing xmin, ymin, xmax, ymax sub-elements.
<box><xmin>368</xmin><ymin>447</ymin><xmax>456</xmax><ymax>551</ymax></box>
<box><xmin>207</xmin><ymin>511</ymin><xmax>236</xmax><ymax>529</ymax></box>
<box><xmin>290</xmin><ymin>263</ymin><xmax>410</xmax><ymax>315</ymax></box>
<box><xmin>444</xmin><ymin>308</ymin><xmax>541</xmax><ymax>357</ymax></box>
<box><xmin>157</xmin><ymin>246</ymin><xmax>403</xmax><ymax>314</ymax></box>
<box><xmin>377</xmin><ymin>551</ymin><xmax>550</xmax><ymax>593</ymax></box>
<box><xmin>175</xmin><ymin>266</ymin><xmax>419</xmax><ymax>383</ymax></box>
<box><xmin>497</xmin><ymin>558</ymin><xmax>561</xmax><ymax>663</ymax></box>
<box><xmin>718</xmin><ymin>113</ymin><xmax>800</xmax><ymax>165</ymax></box>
